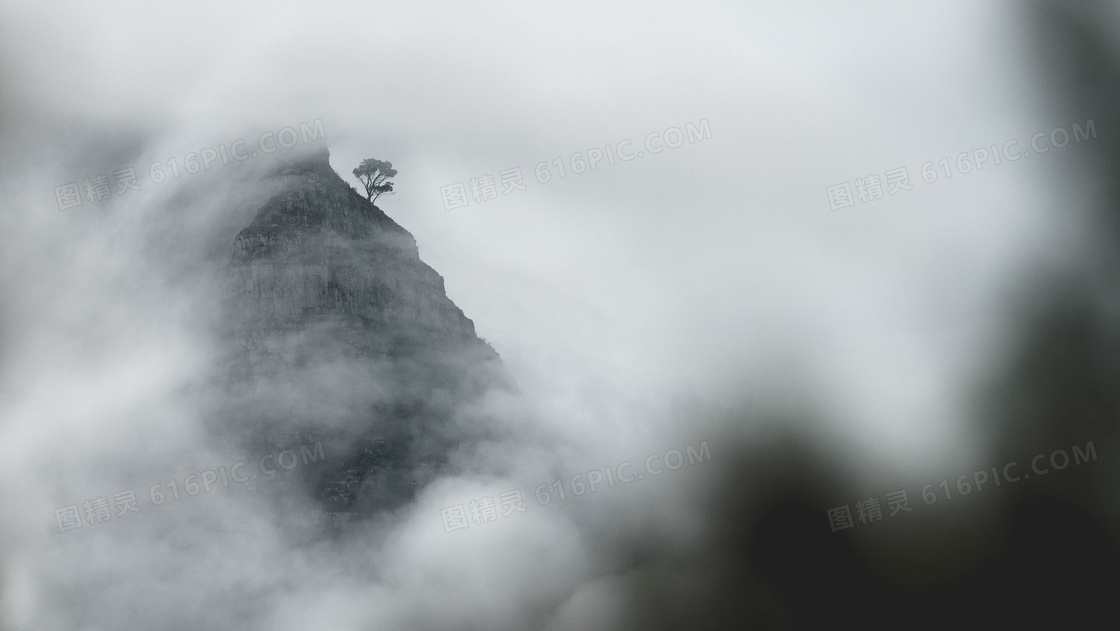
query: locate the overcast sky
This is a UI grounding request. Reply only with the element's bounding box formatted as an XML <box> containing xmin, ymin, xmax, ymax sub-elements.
<box><xmin>0</xmin><ymin>0</ymin><xmax>1055</xmax><ymax>464</ymax></box>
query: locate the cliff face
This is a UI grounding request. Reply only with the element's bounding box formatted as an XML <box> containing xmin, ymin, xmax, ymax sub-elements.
<box><xmin>225</xmin><ymin>151</ymin><xmax>495</xmax><ymax>372</ymax></box>
<box><xmin>217</xmin><ymin>149</ymin><xmax>503</xmax><ymax>515</ymax></box>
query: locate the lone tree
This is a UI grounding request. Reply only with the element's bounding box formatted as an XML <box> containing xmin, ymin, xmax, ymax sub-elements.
<box><xmin>353</xmin><ymin>158</ymin><xmax>397</xmax><ymax>203</ymax></box>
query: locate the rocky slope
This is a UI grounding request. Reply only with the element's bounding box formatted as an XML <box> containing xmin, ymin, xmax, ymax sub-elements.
<box><xmin>216</xmin><ymin>148</ymin><xmax>504</xmax><ymax>516</ymax></box>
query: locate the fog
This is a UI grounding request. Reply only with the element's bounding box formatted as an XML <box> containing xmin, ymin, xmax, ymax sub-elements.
<box><xmin>1</xmin><ymin>1</ymin><xmax>1117</xmax><ymax>628</ymax></box>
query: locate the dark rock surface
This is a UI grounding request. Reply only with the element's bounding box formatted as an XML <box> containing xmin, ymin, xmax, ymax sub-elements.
<box><xmin>214</xmin><ymin>148</ymin><xmax>505</xmax><ymax>516</ymax></box>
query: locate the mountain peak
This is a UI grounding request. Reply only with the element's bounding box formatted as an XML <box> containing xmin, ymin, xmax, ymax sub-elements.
<box><xmin>216</xmin><ymin>148</ymin><xmax>503</xmax><ymax>514</ymax></box>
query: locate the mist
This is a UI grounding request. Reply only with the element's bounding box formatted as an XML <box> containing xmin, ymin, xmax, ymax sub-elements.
<box><xmin>1</xmin><ymin>1</ymin><xmax>1117</xmax><ymax>629</ymax></box>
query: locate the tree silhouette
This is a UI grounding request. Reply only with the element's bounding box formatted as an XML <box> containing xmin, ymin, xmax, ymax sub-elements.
<box><xmin>352</xmin><ymin>158</ymin><xmax>397</xmax><ymax>203</ymax></box>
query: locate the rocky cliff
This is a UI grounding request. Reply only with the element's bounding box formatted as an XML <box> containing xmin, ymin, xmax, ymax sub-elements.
<box><xmin>215</xmin><ymin>148</ymin><xmax>504</xmax><ymax>516</ymax></box>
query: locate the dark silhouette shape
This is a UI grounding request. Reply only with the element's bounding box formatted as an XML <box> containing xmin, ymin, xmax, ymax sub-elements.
<box><xmin>352</xmin><ymin>158</ymin><xmax>397</xmax><ymax>203</ymax></box>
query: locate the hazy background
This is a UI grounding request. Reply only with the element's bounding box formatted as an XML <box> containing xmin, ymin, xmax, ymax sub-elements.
<box><xmin>1</xmin><ymin>1</ymin><xmax>1117</xmax><ymax>628</ymax></box>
